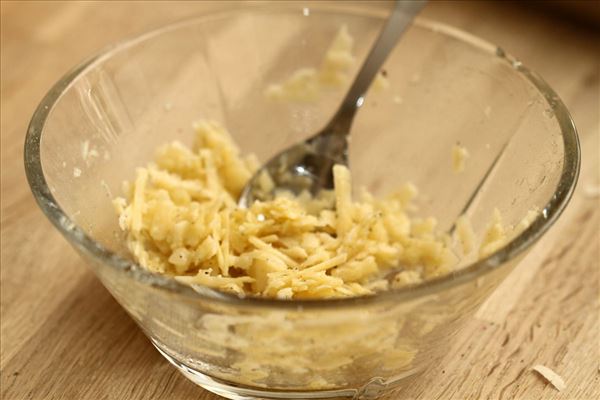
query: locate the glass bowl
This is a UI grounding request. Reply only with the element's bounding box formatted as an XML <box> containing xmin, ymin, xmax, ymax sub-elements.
<box><xmin>24</xmin><ymin>3</ymin><xmax>579</xmax><ymax>400</ymax></box>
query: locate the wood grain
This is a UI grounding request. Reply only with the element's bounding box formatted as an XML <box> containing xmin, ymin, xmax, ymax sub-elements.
<box><xmin>1</xmin><ymin>1</ymin><xmax>598</xmax><ymax>399</ymax></box>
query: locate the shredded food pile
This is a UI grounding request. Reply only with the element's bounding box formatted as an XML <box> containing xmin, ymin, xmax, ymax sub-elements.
<box><xmin>113</xmin><ymin>121</ymin><xmax>462</xmax><ymax>299</ymax></box>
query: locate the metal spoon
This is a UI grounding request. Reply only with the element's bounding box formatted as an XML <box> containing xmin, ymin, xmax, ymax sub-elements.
<box><xmin>239</xmin><ymin>0</ymin><xmax>427</xmax><ymax>207</ymax></box>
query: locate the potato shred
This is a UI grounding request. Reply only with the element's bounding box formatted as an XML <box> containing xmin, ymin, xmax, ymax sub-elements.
<box><xmin>113</xmin><ymin>121</ymin><xmax>458</xmax><ymax>299</ymax></box>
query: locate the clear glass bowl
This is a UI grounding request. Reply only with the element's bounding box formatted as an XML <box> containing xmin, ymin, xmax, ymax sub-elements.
<box><xmin>24</xmin><ymin>4</ymin><xmax>579</xmax><ymax>400</ymax></box>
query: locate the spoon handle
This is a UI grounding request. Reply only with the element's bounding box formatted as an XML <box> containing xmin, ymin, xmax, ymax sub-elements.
<box><xmin>329</xmin><ymin>0</ymin><xmax>428</xmax><ymax>133</ymax></box>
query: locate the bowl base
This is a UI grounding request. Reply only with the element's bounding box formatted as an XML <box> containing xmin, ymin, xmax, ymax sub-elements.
<box><xmin>150</xmin><ymin>338</ymin><xmax>420</xmax><ymax>399</ymax></box>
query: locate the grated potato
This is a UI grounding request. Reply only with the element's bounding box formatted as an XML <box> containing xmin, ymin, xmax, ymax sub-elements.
<box><xmin>452</xmin><ymin>143</ymin><xmax>470</xmax><ymax>173</ymax></box>
<box><xmin>532</xmin><ymin>365</ymin><xmax>566</xmax><ymax>391</ymax></box>
<box><xmin>479</xmin><ymin>208</ymin><xmax>507</xmax><ymax>258</ymax></box>
<box><xmin>372</xmin><ymin>71</ymin><xmax>390</xmax><ymax>92</ymax></box>
<box><xmin>265</xmin><ymin>25</ymin><xmax>388</xmax><ymax>102</ymax></box>
<box><xmin>113</xmin><ymin>120</ymin><xmax>457</xmax><ymax>299</ymax></box>
<box><xmin>455</xmin><ymin>214</ymin><xmax>475</xmax><ymax>255</ymax></box>
<box><xmin>265</xmin><ymin>25</ymin><xmax>355</xmax><ymax>101</ymax></box>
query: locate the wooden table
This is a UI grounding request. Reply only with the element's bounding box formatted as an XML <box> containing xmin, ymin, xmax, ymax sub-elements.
<box><xmin>1</xmin><ymin>1</ymin><xmax>598</xmax><ymax>399</ymax></box>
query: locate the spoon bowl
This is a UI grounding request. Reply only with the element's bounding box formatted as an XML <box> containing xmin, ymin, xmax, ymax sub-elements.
<box><xmin>238</xmin><ymin>125</ymin><xmax>348</xmax><ymax>207</ymax></box>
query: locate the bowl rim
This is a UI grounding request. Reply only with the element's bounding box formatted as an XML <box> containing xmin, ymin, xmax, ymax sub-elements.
<box><xmin>24</xmin><ymin>4</ymin><xmax>580</xmax><ymax>310</ymax></box>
